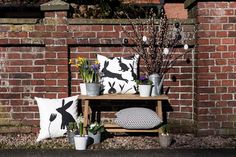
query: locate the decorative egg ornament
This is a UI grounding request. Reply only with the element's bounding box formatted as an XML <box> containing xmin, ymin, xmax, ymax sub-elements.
<box><xmin>163</xmin><ymin>48</ymin><xmax>169</xmax><ymax>55</ymax></box>
<box><xmin>142</xmin><ymin>36</ymin><xmax>147</xmax><ymax>42</ymax></box>
<box><xmin>184</xmin><ymin>44</ymin><xmax>189</xmax><ymax>50</ymax></box>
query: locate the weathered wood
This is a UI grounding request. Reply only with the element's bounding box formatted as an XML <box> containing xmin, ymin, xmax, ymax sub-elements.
<box><xmin>78</xmin><ymin>94</ymin><xmax>169</xmax><ymax>133</ymax></box>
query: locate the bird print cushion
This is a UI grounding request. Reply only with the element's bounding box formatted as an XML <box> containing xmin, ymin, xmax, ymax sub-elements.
<box><xmin>35</xmin><ymin>95</ymin><xmax>79</xmax><ymax>142</ymax></box>
<box><xmin>97</xmin><ymin>54</ymin><xmax>139</xmax><ymax>94</ymax></box>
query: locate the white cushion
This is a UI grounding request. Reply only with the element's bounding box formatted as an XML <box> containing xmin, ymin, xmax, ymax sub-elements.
<box><xmin>35</xmin><ymin>95</ymin><xmax>79</xmax><ymax>142</ymax></box>
<box><xmin>115</xmin><ymin>107</ymin><xmax>162</xmax><ymax>129</ymax></box>
<box><xmin>97</xmin><ymin>54</ymin><xmax>139</xmax><ymax>94</ymax></box>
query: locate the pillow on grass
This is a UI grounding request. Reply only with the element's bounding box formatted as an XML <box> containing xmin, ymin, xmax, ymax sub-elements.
<box><xmin>97</xmin><ymin>54</ymin><xmax>139</xmax><ymax>94</ymax></box>
<box><xmin>35</xmin><ymin>95</ymin><xmax>79</xmax><ymax>142</ymax></box>
<box><xmin>115</xmin><ymin>107</ymin><xmax>162</xmax><ymax>129</ymax></box>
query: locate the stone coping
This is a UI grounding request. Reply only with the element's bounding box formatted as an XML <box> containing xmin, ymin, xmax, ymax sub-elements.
<box><xmin>0</xmin><ymin>18</ymin><xmax>39</xmax><ymax>24</ymax></box>
<box><xmin>0</xmin><ymin>18</ymin><xmax>195</xmax><ymax>25</ymax></box>
<box><xmin>68</xmin><ymin>18</ymin><xmax>196</xmax><ymax>25</ymax></box>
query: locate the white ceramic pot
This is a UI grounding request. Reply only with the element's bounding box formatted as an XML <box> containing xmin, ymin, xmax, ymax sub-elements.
<box><xmin>159</xmin><ymin>134</ymin><xmax>172</xmax><ymax>147</ymax></box>
<box><xmin>80</xmin><ymin>83</ymin><xmax>87</xmax><ymax>95</ymax></box>
<box><xmin>138</xmin><ymin>85</ymin><xmax>152</xmax><ymax>97</ymax></box>
<box><xmin>74</xmin><ymin>135</ymin><xmax>88</xmax><ymax>150</ymax></box>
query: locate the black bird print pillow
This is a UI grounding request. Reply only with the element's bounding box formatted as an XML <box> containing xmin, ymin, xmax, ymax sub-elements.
<box><xmin>97</xmin><ymin>54</ymin><xmax>139</xmax><ymax>94</ymax></box>
<box><xmin>35</xmin><ymin>95</ymin><xmax>79</xmax><ymax>142</ymax></box>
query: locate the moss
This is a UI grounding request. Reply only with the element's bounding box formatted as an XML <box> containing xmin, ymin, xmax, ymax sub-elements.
<box><xmin>167</xmin><ymin>120</ymin><xmax>197</xmax><ymax>134</ymax></box>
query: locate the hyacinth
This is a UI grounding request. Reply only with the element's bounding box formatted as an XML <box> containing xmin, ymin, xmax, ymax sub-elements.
<box><xmin>136</xmin><ymin>76</ymin><xmax>153</xmax><ymax>85</ymax></box>
<box><xmin>69</xmin><ymin>56</ymin><xmax>100</xmax><ymax>83</ymax></box>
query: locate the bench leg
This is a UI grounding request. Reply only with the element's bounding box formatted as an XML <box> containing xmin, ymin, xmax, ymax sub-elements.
<box><xmin>156</xmin><ymin>100</ymin><xmax>163</xmax><ymax>133</ymax></box>
<box><xmin>83</xmin><ymin>100</ymin><xmax>89</xmax><ymax>134</ymax></box>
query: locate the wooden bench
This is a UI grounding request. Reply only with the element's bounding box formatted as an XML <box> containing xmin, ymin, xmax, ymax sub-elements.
<box><xmin>78</xmin><ymin>94</ymin><xmax>169</xmax><ymax>134</ymax></box>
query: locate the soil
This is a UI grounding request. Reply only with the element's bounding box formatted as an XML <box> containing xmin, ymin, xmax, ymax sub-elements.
<box><xmin>0</xmin><ymin>133</ymin><xmax>236</xmax><ymax>150</ymax></box>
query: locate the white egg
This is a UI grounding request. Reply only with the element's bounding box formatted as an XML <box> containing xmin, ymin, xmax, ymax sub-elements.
<box><xmin>163</xmin><ymin>48</ymin><xmax>169</xmax><ymax>55</ymax></box>
<box><xmin>184</xmin><ymin>44</ymin><xmax>189</xmax><ymax>50</ymax></box>
<box><xmin>142</xmin><ymin>36</ymin><xmax>147</xmax><ymax>42</ymax></box>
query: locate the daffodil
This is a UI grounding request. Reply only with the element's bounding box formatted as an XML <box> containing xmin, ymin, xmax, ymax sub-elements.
<box><xmin>70</xmin><ymin>56</ymin><xmax>100</xmax><ymax>83</ymax></box>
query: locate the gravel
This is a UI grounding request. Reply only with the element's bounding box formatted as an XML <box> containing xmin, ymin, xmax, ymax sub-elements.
<box><xmin>0</xmin><ymin>133</ymin><xmax>236</xmax><ymax>150</ymax></box>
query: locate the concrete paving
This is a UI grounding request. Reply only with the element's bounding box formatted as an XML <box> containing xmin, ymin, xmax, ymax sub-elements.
<box><xmin>0</xmin><ymin>149</ymin><xmax>236</xmax><ymax>157</ymax></box>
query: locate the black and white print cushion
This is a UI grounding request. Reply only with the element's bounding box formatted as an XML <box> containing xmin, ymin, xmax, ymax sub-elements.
<box><xmin>35</xmin><ymin>95</ymin><xmax>78</xmax><ymax>142</ymax></box>
<box><xmin>115</xmin><ymin>107</ymin><xmax>162</xmax><ymax>129</ymax></box>
<box><xmin>97</xmin><ymin>54</ymin><xmax>139</xmax><ymax>94</ymax></box>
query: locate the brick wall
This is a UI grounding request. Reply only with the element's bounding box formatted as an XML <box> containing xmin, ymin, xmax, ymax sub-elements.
<box><xmin>186</xmin><ymin>0</ymin><xmax>236</xmax><ymax>135</ymax></box>
<box><xmin>1</xmin><ymin>0</ymin><xmax>235</xmax><ymax>136</ymax></box>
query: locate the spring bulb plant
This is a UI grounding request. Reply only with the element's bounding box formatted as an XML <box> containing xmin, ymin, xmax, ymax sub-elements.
<box><xmin>88</xmin><ymin>121</ymin><xmax>105</xmax><ymax>135</ymax></box>
<box><xmin>69</xmin><ymin>56</ymin><xmax>100</xmax><ymax>83</ymax></box>
<box><xmin>136</xmin><ymin>76</ymin><xmax>153</xmax><ymax>85</ymax></box>
<box><xmin>77</xmin><ymin>113</ymin><xmax>84</xmax><ymax>137</ymax></box>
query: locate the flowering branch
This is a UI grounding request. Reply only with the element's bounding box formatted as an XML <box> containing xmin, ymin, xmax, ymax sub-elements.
<box><xmin>122</xmin><ymin>7</ymin><xmax>190</xmax><ymax>77</ymax></box>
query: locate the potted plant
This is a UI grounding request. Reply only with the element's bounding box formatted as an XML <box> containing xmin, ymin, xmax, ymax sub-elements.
<box><xmin>159</xmin><ymin>124</ymin><xmax>172</xmax><ymax>147</ymax></box>
<box><xmin>74</xmin><ymin>114</ymin><xmax>88</xmax><ymax>150</ymax></box>
<box><xmin>122</xmin><ymin>7</ymin><xmax>190</xmax><ymax>95</ymax></box>
<box><xmin>136</xmin><ymin>76</ymin><xmax>153</xmax><ymax>97</ymax></box>
<box><xmin>88</xmin><ymin>121</ymin><xmax>105</xmax><ymax>144</ymax></box>
<box><xmin>67</xmin><ymin>121</ymin><xmax>79</xmax><ymax>145</ymax></box>
<box><xmin>69</xmin><ymin>56</ymin><xmax>101</xmax><ymax>96</ymax></box>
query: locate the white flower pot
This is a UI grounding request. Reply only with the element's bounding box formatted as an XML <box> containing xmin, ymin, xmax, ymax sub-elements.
<box><xmin>159</xmin><ymin>134</ymin><xmax>172</xmax><ymax>147</ymax></box>
<box><xmin>80</xmin><ymin>83</ymin><xmax>87</xmax><ymax>95</ymax></box>
<box><xmin>138</xmin><ymin>85</ymin><xmax>152</xmax><ymax>97</ymax></box>
<box><xmin>74</xmin><ymin>135</ymin><xmax>88</xmax><ymax>150</ymax></box>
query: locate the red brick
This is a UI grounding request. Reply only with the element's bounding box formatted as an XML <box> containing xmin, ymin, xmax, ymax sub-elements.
<box><xmin>198</xmin><ymin>108</ymin><xmax>209</xmax><ymax>114</ymax></box>
<box><xmin>210</xmin><ymin>24</ymin><xmax>222</xmax><ymax>30</ymax></box>
<box><xmin>228</xmin><ymin>45</ymin><xmax>236</xmax><ymax>51</ymax></box>
<box><xmin>197</xmin><ymin>39</ymin><xmax>209</xmax><ymax>45</ymax></box>
<box><xmin>222</xmin><ymin>80</ymin><xmax>233</xmax><ymax>86</ymax></box>
<box><xmin>216</xmin><ymin>31</ymin><xmax>228</xmax><ymax>37</ymax></box>
<box><xmin>216</xmin><ymin>87</ymin><xmax>227</xmax><ymax>93</ymax></box>
<box><xmin>215</xmin><ymin>2</ymin><xmax>228</xmax><ymax>8</ymax></box>
<box><xmin>29</xmin><ymin>32</ymin><xmax>52</xmax><ymax>37</ymax></box>
<box><xmin>210</xmin><ymin>80</ymin><xmax>221</xmax><ymax>86</ymax></box>
<box><xmin>216</xmin><ymin>73</ymin><xmax>228</xmax><ymax>79</ymax></box>
<box><xmin>228</xmin><ymin>31</ymin><xmax>236</xmax><ymax>37</ymax></box>
<box><xmin>229</xmin><ymin>2</ymin><xmax>236</xmax><ymax>8</ymax></box>
<box><xmin>215</xmin><ymin>59</ymin><xmax>227</xmax><ymax>65</ymax></box>
<box><xmin>222</xmin><ymin>108</ymin><xmax>233</xmax><ymax>114</ymax></box>
<box><xmin>97</xmin><ymin>32</ymin><xmax>119</xmax><ymax>38</ymax></box>
<box><xmin>215</xmin><ymin>115</ymin><xmax>228</xmax><ymax>121</ymax></box>
<box><xmin>210</xmin><ymin>53</ymin><xmax>221</xmax><ymax>58</ymax></box>
<box><xmin>45</xmin><ymin>25</ymin><xmax>56</xmax><ymax>31</ymax></box>
<box><xmin>222</xmin><ymin>122</ymin><xmax>233</xmax><ymax>128</ymax></box>
<box><xmin>223</xmin><ymin>24</ymin><xmax>234</xmax><ymax>30</ymax></box>
<box><xmin>209</xmin><ymin>94</ymin><xmax>220</xmax><ymax>100</ymax></box>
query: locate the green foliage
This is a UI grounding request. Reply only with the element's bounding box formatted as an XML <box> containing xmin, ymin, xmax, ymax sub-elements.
<box><xmin>161</xmin><ymin>124</ymin><xmax>170</xmax><ymax>134</ymax></box>
<box><xmin>88</xmin><ymin>122</ymin><xmax>105</xmax><ymax>135</ymax></box>
<box><xmin>67</xmin><ymin>122</ymin><xmax>78</xmax><ymax>132</ymax></box>
<box><xmin>68</xmin><ymin>0</ymin><xmax>161</xmax><ymax>19</ymax></box>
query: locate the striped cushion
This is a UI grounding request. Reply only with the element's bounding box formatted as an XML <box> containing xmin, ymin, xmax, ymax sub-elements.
<box><xmin>115</xmin><ymin>107</ymin><xmax>162</xmax><ymax>129</ymax></box>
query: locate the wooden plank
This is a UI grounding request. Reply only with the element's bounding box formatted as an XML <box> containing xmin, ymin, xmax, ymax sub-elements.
<box><xmin>78</xmin><ymin>94</ymin><xmax>169</xmax><ymax>101</ymax></box>
<box><xmin>106</xmin><ymin>128</ymin><xmax>159</xmax><ymax>133</ymax></box>
<box><xmin>79</xmin><ymin>94</ymin><xmax>169</xmax><ymax>133</ymax></box>
<box><xmin>104</xmin><ymin>124</ymin><xmax>159</xmax><ymax>133</ymax></box>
